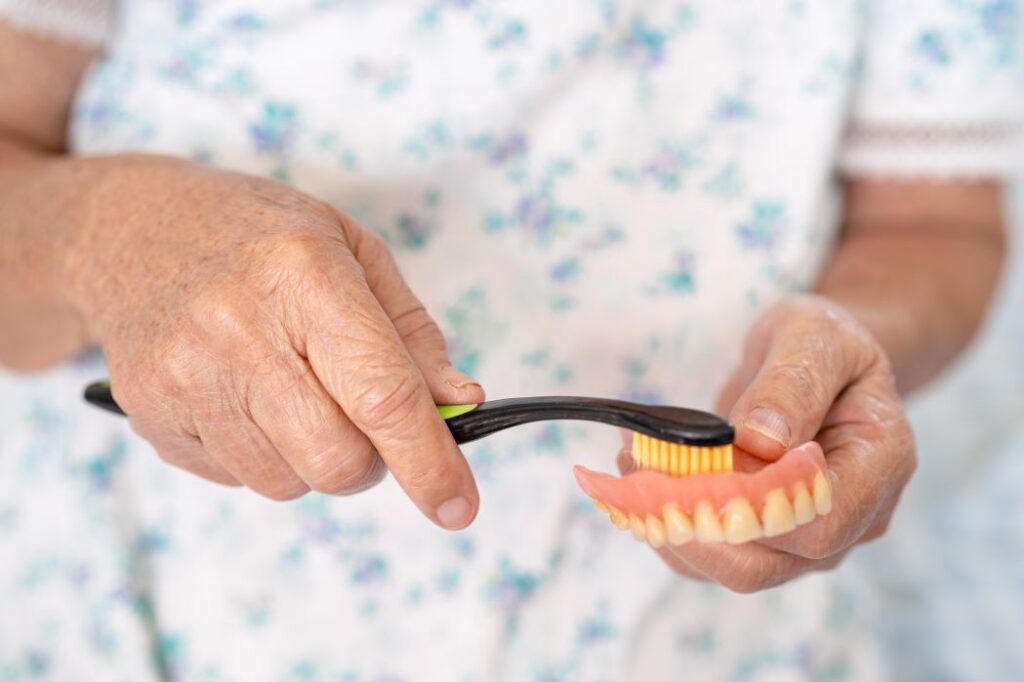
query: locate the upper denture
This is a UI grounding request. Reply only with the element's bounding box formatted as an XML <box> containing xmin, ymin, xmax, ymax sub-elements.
<box><xmin>574</xmin><ymin>441</ymin><xmax>828</xmax><ymax>520</ymax></box>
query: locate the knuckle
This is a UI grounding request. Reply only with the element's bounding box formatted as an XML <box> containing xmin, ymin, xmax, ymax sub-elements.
<box><xmin>303</xmin><ymin>444</ymin><xmax>382</xmax><ymax>494</ymax></box>
<box><xmin>800</xmin><ymin>527</ymin><xmax>838</xmax><ymax>561</ymax></box>
<box><xmin>720</xmin><ymin>572</ymin><xmax>771</xmax><ymax>594</ymax></box>
<box><xmin>862</xmin><ymin>518</ymin><xmax>891</xmax><ymax>543</ymax></box>
<box><xmin>179</xmin><ymin>290</ymin><xmax>266</xmax><ymax>363</ymax></box>
<box><xmin>715</xmin><ymin>552</ymin><xmax>782</xmax><ymax>594</ymax></box>
<box><xmin>770</xmin><ymin>361</ymin><xmax>825</xmax><ymax>413</ymax></box>
<box><xmin>159</xmin><ymin>336</ymin><xmax>213</xmax><ymax>390</ymax></box>
<box><xmin>254</xmin><ymin>478</ymin><xmax>310</xmax><ymax>502</ymax></box>
<box><xmin>350</xmin><ymin>374</ymin><xmax>422</xmax><ymax>431</ymax></box>
<box><xmin>266</xmin><ymin>231</ymin><xmax>329</xmax><ymax>271</ymax></box>
<box><xmin>347</xmin><ymin>222</ymin><xmax>388</xmax><ymax>262</ymax></box>
<box><xmin>392</xmin><ymin>305</ymin><xmax>442</xmax><ymax>344</ymax></box>
<box><xmin>249</xmin><ymin>231</ymin><xmax>343</xmax><ymax>299</ymax></box>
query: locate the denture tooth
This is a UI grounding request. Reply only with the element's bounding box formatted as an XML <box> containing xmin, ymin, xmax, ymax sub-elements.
<box><xmin>645</xmin><ymin>515</ymin><xmax>667</xmax><ymax>549</ymax></box>
<box><xmin>629</xmin><ymin>514</ymin><xmax>647</xmax><ymax>541</ymax></box>
<box><xmin>792</xmin><ymin>482</ymin><xmax>816</xmax><ymax>525</ymax></box>
<box><xmin>593</xmin><ymin>499</ymin><xmax>610</xmax><ymax>514</ymax></box>
<box><xmin>609</xmin><ymin>506</ymin><xmax>630</xmax><ymax>530</ymax></box>
<box><xmin>662</xmin><ymin>505</ymin><xmax>694</xmax><ymax>545</ymax></box>
<box><xmin>761</xmin><ymin>489</ymin><xmax>797</xmax><ymax>537</ymax></box>
<box><xmin>694</xmin><ymin>501</ymin><xmax>725</xmax><ymax>543</ymax></box>
<box><xmin>813</xmin><ymin>472</ymin><xmax>832</xmax><ymax>515</ymax></box>
<box><xmin>722</xmin><ymin>497</ymin><xmax>764</xmax><ymax>544</ymax></box>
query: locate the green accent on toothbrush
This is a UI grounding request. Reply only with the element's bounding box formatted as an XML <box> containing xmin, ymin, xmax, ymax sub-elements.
<box><xmin>436</xmin><ymin>403</ymin><xmax>479</xmax><ymax>420</ymax></box>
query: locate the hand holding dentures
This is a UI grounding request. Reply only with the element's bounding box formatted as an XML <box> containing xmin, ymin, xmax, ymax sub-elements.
<box><xmin>575</xmin><ymin>295</ymin><xmax>917</xmax><ymax>592</ymax></box>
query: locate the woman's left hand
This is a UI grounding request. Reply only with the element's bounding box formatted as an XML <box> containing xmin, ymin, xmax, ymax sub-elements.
<box><xmin>653</xmin><ymin>294</ymin><xmax>916</xmax><ymax>592</ymax></box>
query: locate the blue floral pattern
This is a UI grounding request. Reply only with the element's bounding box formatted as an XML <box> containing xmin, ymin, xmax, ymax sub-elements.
<box><xmin>0</xmin><ymin>0</ymin><xmax>1021</xmax><ymax>680</ymax></box>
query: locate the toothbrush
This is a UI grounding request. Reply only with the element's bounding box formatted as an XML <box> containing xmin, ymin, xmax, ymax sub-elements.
<box><xmin>84</xmin><ymin>380</ymin><xmax>835</xmax><ymax>547</ymax></box>
<box><xmin>83</xmin><ymin>380</ymin><xmax>735</xmax><ymax>475</ymax></box>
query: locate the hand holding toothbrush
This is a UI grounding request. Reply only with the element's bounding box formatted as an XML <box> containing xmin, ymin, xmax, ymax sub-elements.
<box><xmin>64</xmin><ymin>156</ymin><xmax>485</xmax><ymax>529</ymax></box>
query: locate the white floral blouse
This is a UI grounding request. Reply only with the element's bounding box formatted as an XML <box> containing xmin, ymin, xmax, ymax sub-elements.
<box><xmin>0</xmin><ymin>0</ymin><xmax>1021</xmax><ymax>680</ymax></box>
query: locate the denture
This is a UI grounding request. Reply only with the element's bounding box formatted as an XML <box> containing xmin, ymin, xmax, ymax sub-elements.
<box><xmin>578</xmin><ymin>441</ymin><xmax>831</xmax><ymax>547</ymax></box>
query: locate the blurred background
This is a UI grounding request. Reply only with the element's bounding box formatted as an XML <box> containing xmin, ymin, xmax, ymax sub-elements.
<box><xmin>853</xmin><ymin>184</ymin><xmax>1024</xmax><ymax>680</ymax></box>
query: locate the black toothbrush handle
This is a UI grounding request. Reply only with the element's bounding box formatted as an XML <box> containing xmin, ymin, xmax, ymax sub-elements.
<box><xmin>442</xmin><ymin>396</ymin><xmax>732</xmax><ymax>445</ymax></box>
<box><xmin>83</xmin><ymin>382</ymin><xmax>733</xmax><ymax>446</ymax></box>
<box><xmin>84</xmin><ymin>381</ymin><xmax>125</xmax><ymax>416</ymax></box>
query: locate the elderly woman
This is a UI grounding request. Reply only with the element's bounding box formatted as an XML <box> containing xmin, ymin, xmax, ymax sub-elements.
<box><xmin>0</xmin><ymin>0</ymin><xmax>1019</xmax><ymax>679</ymax></box>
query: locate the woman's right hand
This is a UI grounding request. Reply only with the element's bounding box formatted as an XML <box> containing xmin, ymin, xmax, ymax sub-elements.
<box><xmin>64</xmin><ymin>155</ymin><xmax>484</xmax><ymax>529</ymax></box>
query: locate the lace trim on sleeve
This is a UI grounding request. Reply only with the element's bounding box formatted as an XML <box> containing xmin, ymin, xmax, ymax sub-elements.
<box><xmin>0</xmin><ymin>0</ymin><xmax>114</xmax><ymax>46</ymax></box>
<box><xmin>838</xmin><ymin>121</ymin><xmax>1024</xmax><ymax>179</ymax></box>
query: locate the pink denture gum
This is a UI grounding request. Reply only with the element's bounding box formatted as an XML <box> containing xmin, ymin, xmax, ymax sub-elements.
<box><xmin>575</xmin><ymin>441</ymin><xmax>832</xmax><ymax>547</ymax></box>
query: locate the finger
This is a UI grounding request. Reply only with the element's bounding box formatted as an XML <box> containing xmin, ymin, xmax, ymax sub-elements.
<box><xmin>615</xmin><ymin>444</ymin><xmax>634</xmax><ymax>475</ymax></box>
<box><xmin>662</xmin><ymin>536</ymin><xmax>822</xmax><ymax>593</ymax></box>
<box><xmin>713</xmin><ymin>369</ymin><xmax>745</xmax><ymax>417</ymax></box>
<box><xmin>652</xmin><ymin>548</ymin><xmax>710</xmax><ymax>582</ymax></box>
<box><xmin>728</xmin><ymin>306</ymin><xmax>876</xmax><ymax>460</ymax></box>
<box><xmin>197</xmin><ymin>414</ymin><xmax>310</xmax><ymax>501</ymax></box>
<box><xmin>248</xmin><ymin>353</ymin><xmax>386</xmax><ymax>495</ymax></box>
<box><xmin>301</xmin><ymin>233</ymin><xmax>479</xmax><ymax>529</ymax></box>
<box><xmin>129</xmin><ymin>418</ymin><xmax>241</xmax><ymax>487</ymax></box>
<box><xmin>755</xmin><ymin>372</ymin><xmax>915</xmax><ymax>559</ymax></box>
<box><xmin>343</xmin><ymin>217</ymin><xmax>485</xmax><ymax>406</ymax></box>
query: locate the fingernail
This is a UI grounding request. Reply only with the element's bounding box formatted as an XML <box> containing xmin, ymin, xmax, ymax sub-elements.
<box><xmin>436</xmin><ymin>496</ymin><xmax>473</xmax><ymax>529</ymax></box>
<box><xmin>441</xmin><ymin>365</ymin><xmax>482</xmax><ymax>391</ymax></box>
<box><xmin>743</xmin><ymin>407</ymin><xmax>790</xmax><ymax>448</ymax></box>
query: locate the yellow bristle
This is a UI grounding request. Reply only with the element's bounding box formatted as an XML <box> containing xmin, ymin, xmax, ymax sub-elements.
<box><xmin>630</xmin><ymin>435</ymin><xmax>734</xmax><ymax>476</ymax></box>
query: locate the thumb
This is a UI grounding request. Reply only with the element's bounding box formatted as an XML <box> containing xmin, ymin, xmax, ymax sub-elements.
<box><xmin>728</xmin><ymin>329</ymin><xmax>863</xmax><ymax>461</ymax></box>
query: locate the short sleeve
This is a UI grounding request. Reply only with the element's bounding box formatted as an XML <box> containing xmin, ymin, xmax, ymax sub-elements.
<box><xmin>839</xmin><ymin>0</ymin><xmax>1024</xmax><ymax>179</ymax></box>
<box><xmin>0</xmin><ymin>0</ymin><xmax>115</xmax><ymax>46</ymax></box>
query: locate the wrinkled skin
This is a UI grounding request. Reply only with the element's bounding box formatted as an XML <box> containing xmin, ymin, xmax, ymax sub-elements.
<box><xmin>0</xmin><ymin>26</ymin><xmax>1006</xmax><ymax>581</ymax></box>
<box><xmin>65</xmin><ymin>157</ymin><xmax>485</xmax><ymax>528</ymax></box>
<box><xmin>628</xmin><ymin>295</ymin><xmax>917</xmax><ymax>592</ymax></box>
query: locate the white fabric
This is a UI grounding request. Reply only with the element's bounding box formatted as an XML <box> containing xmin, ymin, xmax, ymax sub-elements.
<box><xmin>0</xmin><ymin>1</ymin><xmax>1021</xmax><ymax>681</ymax></box>
<box><xmin>838</xmin><ymin>0</ymin><xmax>1024</xmax><ymax>177</ymax></box>
<box><xmin>0</xmin><ymin>0</ymin><xmax>113</xmax><ymax>45</ymax></box>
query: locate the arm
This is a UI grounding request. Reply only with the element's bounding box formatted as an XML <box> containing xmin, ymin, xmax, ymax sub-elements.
<box><xmin>0</xmin><ymin>25</ymin><xmax>99</xmax><ymax>369</ymax></box>
<box><xmin>652</xmin><ymin>180</ymin><xmax>1005</xmax><ymax>592</ymax></box>
<box><xmin>0</xmin><ymin>24</ymin><xmax>485</xmax><ymax>529</ymax></box>
<box><xmin>818</xmin><ymin>180</ymin><xmax>1006</xmax><ymax>393</ymax></box>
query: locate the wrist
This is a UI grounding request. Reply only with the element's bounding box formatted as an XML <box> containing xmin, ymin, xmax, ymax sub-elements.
<box><xmin>59</xmin><ymin>153</ymin><xmax>194</xmax><ymax>331</ymax></box>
